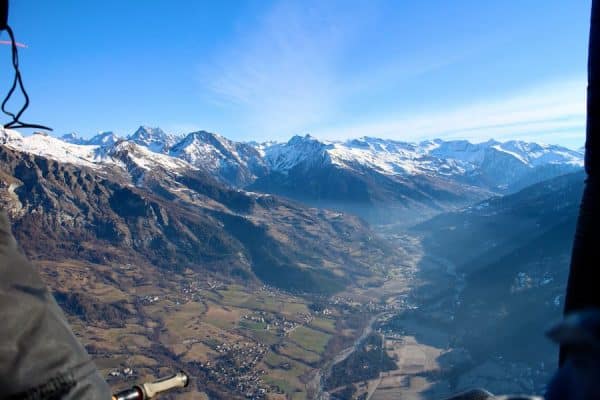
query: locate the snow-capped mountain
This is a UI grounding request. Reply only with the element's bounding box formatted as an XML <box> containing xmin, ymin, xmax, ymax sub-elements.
<box><xmin>87</xmin><ymin>131</ymin><xmax>120</xmax><ymax>146</ymax></box>
<box><xmin>0</xmin><ymin>129</ymin><xmax>397</xmax><ymax>300</ymax></box>
<box><xmin>428</xmin><ymin>139</ymin><xmax>583</xmax><ymax>190</ymax></box>
<box><xmin>2</xmin><ymin>130</ymin><xmax>105</xmax><ymax>168</ymax></box>
<box><xmin>260</xmin><ymin>135</ymin><xmax>583</xmax><ymax>192</ymax></box>
<box><xmin>264</xmin><ymin>134</ymin><xmax>332</xmax><ymax>171</ymax></box>
<box><xmin>247</xmin><ymin>134</ymin><xmax>583</xmax><ymax>224</ymax></box>
<box><xmin>0</xmin><ymin>126</ymin><xmax>584</xmax><ymax>225</ymax></box>
<box><xmin>430</xmin><ymin>139</ymin><xmax>582</xmax><ymax>167</ymax></box>
<box><xmin>61</xmin><ymin>131</ymin><xmax>121</xmax><ymax>146</ymax></box>
<box><xmin>169</xmin><ymin>130</ymin><xmax>267</xmax><ymax>186</ymax></box>
<box><xmin>0</xmin><ymin>128</ymin><xmax>192</xmax><ymax>176</ymax></box>
<box><xmin>60</xmin><ymin>132</ymin><xmax>84</xmax><ymax>144</ymax></box>
<box><xmin>27</xmin><ymin>127</ymin><xmax>582</xmax><ymax>195</ymax></box>
<box><xmin>128</xmin><ymin>126</ymin><xmax>181</xmax><ymax>153</ymax></box>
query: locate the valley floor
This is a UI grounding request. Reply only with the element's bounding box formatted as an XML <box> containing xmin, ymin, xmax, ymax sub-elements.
<box><xmin>37</xmin><ymin>227</ymin><xmax>550</xmax><ymax>400</ymax></box>
<box><xmin>317</xmin><ymin>233</ymin><xmax>457</xmax><ymax>400</ymax></box>
<box><xmin>318</xmin><ymin>227</ymin><xmax>553</xmax><ymax>400</ymax></box>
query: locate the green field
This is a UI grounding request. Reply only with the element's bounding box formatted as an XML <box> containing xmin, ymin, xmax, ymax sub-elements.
<box><xmin>278</xmin><ymin>341</ymin><xmax>321</xmax><ymax>364</ymax></box>
<box><xmin>282</xmin><ymin>301</ymin><xmax>310</xmax><ymax>314</ymax></box>
<box><xmin>262</xmin><ymin>353</ymin><xmax>311</xmax><ymax>399</ymax></box>
<box><xmin>240</xmin><ymin>319</ymin><xmax>268</xmax><ymax>331</ymax></box>
<box><xmin>241</xmin><ymin>296</ymin><xmax>282</xmax><ymax>313</ymax></box>
<box><xmin>216</xmin><ymin>285</ymin><xmax>252</xmax><ymax>306</ymax></box>
<box><xmin>289</xmin><ymin>325</ymin><xmax>331</xmax><ymax>354</ymax></box>
<box><xmin>310</xmin><ymin>317</ymin><xmax>337</xmax><ymax>333</ymax></box>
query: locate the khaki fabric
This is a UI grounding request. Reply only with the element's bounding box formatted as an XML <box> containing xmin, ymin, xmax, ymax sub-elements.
<box><xmin>0</xmin><ymin>212</ymin><xmax>110</xmax><ymax>399</ymax></box>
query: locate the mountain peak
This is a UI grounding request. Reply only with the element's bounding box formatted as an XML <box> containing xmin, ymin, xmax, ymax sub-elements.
<box><xmin>182</xmin><ymin>130</ymin><xmax>228</xmax><ymax>146</ymax></box>
<box><xmin>130</xmin><ymin>125</ymin><xmax>167</xmax><ymax>140</ymax></box>
<box><xmin>60</xmin><ymin>132</ymin><xmax>83</xmax><ymax>144</ymax></box>
<box><xmin>265</xmin><ymin>134</ymin><xmax>332</xmax><ymax>172</ymax></box>
<box><xmin>288</xmin><ymin>133</ymin><xmax>320</xmax><ymax>145</ymax></box>
<box><xmin>128</xmin><ymin>126</ymin><xmax>178</xmax><ymax>153</ymax></box>
<box><xmin>172</xmin><ymin>130</ymin><xmax>229</xmax><ymax>152</ymax></box>
<box><xmin>88</xmin><ymin>131</ymin><xmax>120</xmax><ymax>146</ymax></box>
<box><xmin>168</xmin><ymin>130</ymin><xmax>267</xmax><ymax>187</ymax></box>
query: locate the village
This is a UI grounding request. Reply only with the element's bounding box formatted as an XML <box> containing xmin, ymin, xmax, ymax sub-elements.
<box><xmin>197</xmin><ymin>341</ymin><xmax>270</xmax><ymax>399</ymax></box>
<box><xmin>103</xmin><ymin>276</ymin><xmax>415</xmax><ymax>399</ymax></box>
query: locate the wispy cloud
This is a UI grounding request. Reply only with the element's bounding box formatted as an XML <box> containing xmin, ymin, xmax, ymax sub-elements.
<box><xmin>198</xmin><ymin>1</ymin><xmax>476</xmax><ymax>140</ymax></box>
<box><xmin>198</xmin><ymin>1</ymin><xmax>355</xmax><ymax>137</ymax></box>
<box><xmin>197</xmin><ymin>1</ymin><xmax>586</xmax><ymax>148</ymax></box>
<box><xmin>314</xmin><ymin>78</ymin><xmax>586</xmax><ymax>148</ymax></box>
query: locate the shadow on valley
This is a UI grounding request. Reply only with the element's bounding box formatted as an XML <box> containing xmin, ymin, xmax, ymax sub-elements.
<box><xmin>388</xmin><ymin>171</ymin><xmax>585</xmax><ymax>397</ymax></box>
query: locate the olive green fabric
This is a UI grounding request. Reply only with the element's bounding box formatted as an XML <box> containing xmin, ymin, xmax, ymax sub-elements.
<box><xmin>0</xmin><ymin>212</ymin><xmax>110</xmax><ymax>399</ymax></box>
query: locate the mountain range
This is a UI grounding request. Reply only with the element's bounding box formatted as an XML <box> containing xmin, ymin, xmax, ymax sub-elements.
<box><xmin>3</xmin><ymin>127</ymin><xmax>583</xmax><ymax>226</ymax></box>
<box><xmin>0</xmin><ymin>127</ymin><xmax>403</xmax><ymax>295</ymax></box>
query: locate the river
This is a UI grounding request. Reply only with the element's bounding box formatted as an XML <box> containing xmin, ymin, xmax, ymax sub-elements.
<box><xmin>307</xmin><ymin>313</ymin><xmax>384</xmax><ymax>399</ymax></box>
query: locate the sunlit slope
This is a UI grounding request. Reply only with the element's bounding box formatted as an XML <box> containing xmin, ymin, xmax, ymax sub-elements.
<box><xmin>0</xmin><ymin>144</ymin><xmax>400</xmax><ymax>294</ymax></box>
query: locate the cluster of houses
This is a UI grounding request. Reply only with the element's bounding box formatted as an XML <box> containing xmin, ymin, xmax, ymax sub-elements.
<box><xmin>329</xmin><ymin>295</ymin><xmax>401</xmax><ymax>314</ymax></box>
<box><xmin>140</xmin><ymin>294</ymin><xmax>160</xmax><ymax>305</ymax></box>
<box><xmin>257</xmin><ymin>284</ymin><xmax>288</xmax><ymax>298</ymax></box>
<box><xmin>241</xmin><ymin>311</ymin><xmax>306</xmax><ymax>336</ymax></box>
<box><xmin>197</xmin><ymin>341</ymin><xmax>269</xmax><ymax>399</ymax></box>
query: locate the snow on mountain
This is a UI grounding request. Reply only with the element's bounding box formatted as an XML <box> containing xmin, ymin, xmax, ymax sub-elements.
<box><xmin>2</xmin><ymin>126</ymin><xmax>584</xmax><ymax>194</ymax></box>
<box><xmin>0</xmin><ymin>128</ymin><xmax>192</xmax><ymax>176</ymax></box>
<box><xmin>499</xmin><ymin>140</ymin><xmax>583</xmax><ymax>167</ymax></box>
<box><xmin>428</xmin><ymin>139</ymin><xmax>493</xmax><ymax>164</ymax></box>
<box><xmin>263</xmin><ymin>135</ymin><xmax>583</xmax><ymax>192</ymax></box>
<box><xmin>264</xmin><ymin>134</ymin><xmax>332</xmax><ymax>171</ymax></box>
<box><xmin>268</xmin><ymin>135</ymin><xmax>583</xmax><ymax>173</ymax></box>
<box><xmin>428</xmin><ymin>139</ymin><xmax>583</xmax><ymax>168</ymax></box>
<box><xmin>169</xmin><ymin>130</ymin><xmax>267</xmax><ymax>186</ymax></box>
<box><xmin>331</xmin><ymin>137</ymin><xmax>456</xmax><ymax>176</ymax></box>
<box><xmin>170</xmin><ymin>131</ymin><xmax>240</xmax><ymax>168</ymax></box>
<box><xmin>60</xmin><ymin>132</ymin><xmax>85</xmax><ymax>144</ymax></box>
<box><xmin>60</xmin><ymin>131</ymin><xmax>121</xmax><ymax>146</ymax></box>
<box><xmin>265</xmin><ymin>135</ymin><xmax>451</xmax><ymax>176</ymax></box>
<box><xmin>1</xmin><ymin>130</ymin><xmax>104</xmax><ymax>168</ymax></box>
<box><xmin>128</xmin><ymin>126</ymin><xmax>180</xmax><ymax>153</ymax></box>
<box><xmin>246</xmin><ymin>140</ymin><xmax>279</xmax><ymax>158</ymax></box>
<box><xmin>0</xmin><ymin>127</ymin><xmax>23</xmax><ymax>144</ymax></box>
<box><xmin>87</xmin><ymin>131</ymin><xmax>121</xmax><ymax>146</ymax></box>
<box><xmin>105</xmin><ymin>140</ymin><xmax>193</xmax><ymax>173</ymax></box>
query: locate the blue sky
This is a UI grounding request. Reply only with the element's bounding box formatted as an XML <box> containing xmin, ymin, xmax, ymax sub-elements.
<box><xmin>2</xmin><ymin>1</ymin><xmax>591</xmax><ymax>148</ymax></box>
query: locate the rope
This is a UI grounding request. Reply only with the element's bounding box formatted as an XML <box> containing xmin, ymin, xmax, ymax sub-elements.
<box><xmin>1</xmin><ymin>25</ymin><xmax>51</xmax><ymax>131</ymax></box>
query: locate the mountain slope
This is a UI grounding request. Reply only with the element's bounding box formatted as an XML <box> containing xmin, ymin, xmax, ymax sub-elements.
<box><xmin>251</xmin><ymin>135</ymin><xmax>493</xmax><ymax>225</ymax></box>
<box><xmin>249</xmin><ymin>135</ymin><xmax>581</xmax><ymax>225</ymax></box>
<box><xmin>0</xmin><ymin>134</ymin><xmax>399</xmax><ymax>294</ymax></box>
<box><xmin>409</xmin><ymin>171</ymin><xmax>584</xmax><ymax>394</ymax></box>
<box><xmin>5</xmin><ymin>128</ymin><xmax>583</xmax><ymax>227</ymax></box>
<box><xmin>169</xmin><ymin>130</ymin><xmax>267</xmax><ymax>187</ymax></box>
<box><xmin>261</xmin><ymin>136</ymin><xmax>582</xmax><ymax>192</ymax></box>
